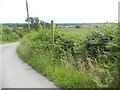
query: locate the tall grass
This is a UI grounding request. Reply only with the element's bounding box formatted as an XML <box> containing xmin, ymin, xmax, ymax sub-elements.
<box><xmin>17</xmin><ymin>43</ymin><xmax>97</xmax><ymax>88</ymax></box>
<box><xmin>17</xmin><ymin>24</ymin><xmax>119</xmax><ymax>88</ymax></box>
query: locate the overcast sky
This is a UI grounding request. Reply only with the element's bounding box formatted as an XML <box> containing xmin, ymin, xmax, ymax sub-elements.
<box><xmin>0</xmin><ymin>0</ymin><xmax>119</xmax><ymax>23</ymax></box>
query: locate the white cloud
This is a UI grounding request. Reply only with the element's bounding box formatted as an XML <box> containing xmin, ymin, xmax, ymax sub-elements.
<box><xmin>0</xmin><ymin>0</ymin><xmax>119</xmax><ymax>23</ymax></box>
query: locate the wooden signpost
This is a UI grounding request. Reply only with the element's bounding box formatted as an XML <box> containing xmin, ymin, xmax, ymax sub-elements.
<box><xmin>51</xmin><ymin>20</ymin><xmax>54</xmax><ymax>45</ymax></box>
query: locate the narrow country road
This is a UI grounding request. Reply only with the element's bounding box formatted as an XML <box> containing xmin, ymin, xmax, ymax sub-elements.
<box><xmin>0</xmin><ymin>42</ymin><xmax>58</xmax><ymax>88</ymax></box>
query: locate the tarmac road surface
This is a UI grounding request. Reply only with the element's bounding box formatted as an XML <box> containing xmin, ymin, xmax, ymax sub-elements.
<box><xmin>0</xmin><ymin>42</ymin><xmax>58</xmax><ymax>88</ymax></box>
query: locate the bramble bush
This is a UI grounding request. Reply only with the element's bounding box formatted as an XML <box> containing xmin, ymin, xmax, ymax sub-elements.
<box><xmin>84</xmin><ymin>24</ymin><xmax>119</xmax><ymax>59</ymax></box>
<box><xmin>17</xmin><ymin>24</ymin><xmax>119</xmax><ymax>88</ymax></box>
<box><xmin>83</xmin><ymin>24</ymin><xmax>119</xmax><ymax>87</ymax></box>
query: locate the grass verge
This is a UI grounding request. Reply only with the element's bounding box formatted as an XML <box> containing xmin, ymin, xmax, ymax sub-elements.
<box><xmin>17</xmin><ymin>42</ymin><xmax>97</xmax><ymax>88</ymax></box>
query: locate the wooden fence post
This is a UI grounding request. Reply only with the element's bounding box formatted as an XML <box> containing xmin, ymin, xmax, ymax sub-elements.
<box><xmin>51</xmin><ymin>20</ymin><xmax>54</xmax><ymax>45</ymax></box>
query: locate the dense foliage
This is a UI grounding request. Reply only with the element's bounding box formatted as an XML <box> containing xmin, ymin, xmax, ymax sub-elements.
<box><xmin>25</xmin><ymin>17</ymin><xmax>51</xmax><ymax>31</ymax></box>
<box><xmin>0</xmin><ymin>25</ymin><xmax>19</xmax><ymax>43</ymax></box>
<box><xmin>17</xmin><ymin>23</ymin><xmax>119</xmax><ymax>88</ymax></box>
<box><xmin>0</xmin><ymin>17</ymin><xmax>52</xmax><ymax>44</ymax></box>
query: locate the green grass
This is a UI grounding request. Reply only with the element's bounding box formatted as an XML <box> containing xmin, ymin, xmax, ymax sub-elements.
<box><xmin>17</xmin><ymin>25</ymin><xmax>119</xmax><ymax>88</ymax></box>
<box><xmin>0</xmin><ymin>40</ymin><xmax>20</xmax><ymax>44</ymax></box>
<box><xmin>17</xmin><ymin>43</ymin><xmax>97</xmax><ymax>88</ymax></box>
<box><xmin>59</xmin><ymin>28</ymin><xmax>93</xmax><ymax>40</ymax></box>
<box><xmin>16</xmin><ymin>28</ymin><xmax>98</xmax><ymax>88</ymax></box>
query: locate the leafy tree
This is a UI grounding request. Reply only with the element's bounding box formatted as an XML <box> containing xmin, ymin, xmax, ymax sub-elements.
<box><xmin>25</xmin><ymin>17</ymin><xmax>40</xmax><ymax>30</ymax></box>
<box><xmin>37</xmin><ymin>23</ymin><xmax>43</xmax><ymax>31</ymax></box>
<box><xmin>25</xmin><ymin>17</ymin><xmax>51</xmax><ymax>31</ymax></box>
<box><xmin>15</xmin><ymin>29</ymin><xmax>26</xmax><ymax>38</ymax></box>
<box><xmin>12</xmin><ymin>24</ymin><xmax>18</xmax><ymax>32</ymax></box>
<box><xmin>75</xmin><ymin>25</ymin><xmax>81</xmax><ymax>28</ymax></box>
<box><xmin>45</xmin><ymin>23</ymin><xmax>51</xmax><ymax>30</ymax></box>
<box><xmin>1</xmin><ymin>25</ymin><xmax>19</xmax><ymax>42</ymax></box>
<box><xmin>2</xmin><ymin>25</ymin><xmax>12</xmax><ymax>34</ymax></box>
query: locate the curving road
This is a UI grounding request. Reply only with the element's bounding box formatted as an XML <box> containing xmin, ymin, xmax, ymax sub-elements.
<box><xmin>0</xmin><ymin>42</ymin><xmax>58</xmax><ymax>88</ymax></box>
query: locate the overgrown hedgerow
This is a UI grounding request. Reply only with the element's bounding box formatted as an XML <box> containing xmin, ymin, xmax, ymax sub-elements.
<box><xmin>17</xmin><ymin>24</ymin><xmax>119</xmax><ymax>88</ymax></box>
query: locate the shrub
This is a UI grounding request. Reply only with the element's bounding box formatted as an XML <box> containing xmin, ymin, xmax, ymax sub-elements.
<box><xmin>1</xmin><ymin>25</ymin><xmax>19</xmax><ymax>43</ymax></box>
<box><xmin>17</xmin><ymin>24</ymin><xmax>119</xmax><ymax>88</ymax></box>
<box><xmin>84</xmin><ymin>24</ymin><xmax>119</xmax><ymax>59</ymax></box>
<box><xmin>83</xmin><ymin>24</ymin><xmax>119</xmax><ymax>88</ymax></box>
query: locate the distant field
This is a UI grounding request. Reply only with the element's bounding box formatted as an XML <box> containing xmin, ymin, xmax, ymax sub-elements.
<box><xmin>59</xmin><ymin>26</ymin><xmax>95</xmax><ymax>40</ymax></box>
